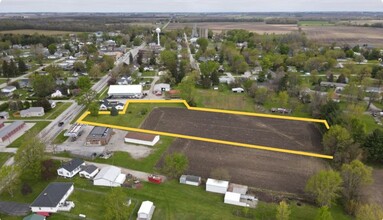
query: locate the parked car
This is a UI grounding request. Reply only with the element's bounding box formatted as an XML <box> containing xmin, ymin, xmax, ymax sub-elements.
<box><xmin>58</xmin><ymin>122</ymin><xmax>64</xmax><ymax>127</ymax></box>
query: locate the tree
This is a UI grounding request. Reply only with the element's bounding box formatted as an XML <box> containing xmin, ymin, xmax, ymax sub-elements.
<box><xmin>305</xmin><ymin>170</ymin><xmax>343</xmax><ymax>207</ymax></box>
<box><xmin>315</xmin><ymin>206</ymin><xmax>333</xmax><ymax>220</ymax></box>
<box><xmin>276</xmin><ymin>200</ymin><xmax>291</xmax><ymax>220</ymax></box>
<box><xmin>110</xmin><ymin>106</ymin><xmax>118</xmax><ymax>116</ymax></box>
<box><xmin>160</xmin><ymin>50</ymin><xmax>177</xmax><ymax>78</ymax></box>
<box><xmin>162</xmin><ymin>153</ymin><xmax>188</xmax><ymax>179</ymax></box>
<box><xmin>197</xmin><ymin>38</ymin><xmax>209</xmax><ymax>53</ymax></box>
<box><xmin>0</xmin><ymin>165</ymin><xmax>19</xmax><ymax>197</ymax></box>
<box><xmin>179</xmin><ymin>78</ymin><xmax>196</xmax><ymax>106</ymax></box>
<box><xmin>89</xmin><ymin>64</ymin><xmax>102</xmax><ymax>79</ymax></box>
<box><xmin>89</xmin><ymin>102</ymin><xmax>99</xmax><ymax>117</ymax></box>
<box><xmin>356</xmin><ymin>203</ymin><xmax>383</xmax><ymax>220</ymax></box>
<box><xmin>363</xmin><ymin>129</ymin><xmax>383</xmax><ymax>163</ymax></box>
<box><xmin>354</xmin><ymin>54</ymin><xmax>365</xmax><ymax>64</ymax></box>
<box><xmin>45</xmin><ymin>65</ymin><xmax>63</xmax><ymax>79</ymax></box>
<box><xmin>210</xmin><ymin>168</ymin><xmax>231</xmax><ymax>181</ymax></box>
<box><xmin>103</xmin><ymin>55</ymin><xmax>115</xmax><ymax>70</ymax></box>
<box><xmin>341</xmin><ymin>160</ymin><xmax>373</xmax><ymax>212</ymax></box>
<box><xmin>14</xmin><ymin>133</ymin><xmax>46</xmax><ymax>180</ymax></box>
<box><xmin>32</xmin><ymin>74</ymin><xmax>56</xmax><ymax>97</ymax></box>
<box><xmin>2</xmin><ymin>60</ymin><xmax>9</xmax><ymax>77</ymax></box>
<box><xmin>77</xmin><ymin>76</ymin><xmax>92</xmax><ymax>91</ymax></box>
<box><xmin>73</xmin><ymin>61</ymin><xmax>86</xmax><ymax>72</ymax></box>
<box><xmin>323</xmin><ymin>125</ymin><xmax>353</xmax><ymax>156</ymax></box>
<box><xmin>41</xmin><ymin>159</ymin><xmax>58</xmax><ymax>181</ymax></box>
<box><xmin>48</xmin><ymin>43</ymin><xmax>57</xmax><ymax>55</ymax></box>
<box><xmin>129</xmin><ymin>52</ymin><xmax>134</xmax><ymax>64</ymax></box>
<box><xmin>18</xmin><ymin>59</ymin><xmax>28</xmax><ymax>74</ymax></box>
<box><xmin>76</xmin><ymin>89</ymin><xmax>97</xmax><ymax>106</ymax></box>
<box><xmin>34</xmin><ymin>98</ymin><xmax>52</xmax><ymax>112</ymax></box>
<box><xmin>104</xmin><ymin>188</ymin><xmax>130</xmax><ymax>220</ymax></box>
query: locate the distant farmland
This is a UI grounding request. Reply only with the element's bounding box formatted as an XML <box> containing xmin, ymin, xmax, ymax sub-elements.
<box><xmin>0</xmin><ymin>29</ymin><xmax>78</xmax><ymax>35</ymax></box>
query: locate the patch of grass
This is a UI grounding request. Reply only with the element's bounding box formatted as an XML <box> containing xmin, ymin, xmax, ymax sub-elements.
<box><xmin>359</xmin><ymin>114</ymin><xmax>381</xmax><ymax>133</ymax></box>
<box><xmin>70</xmin><ymin>106</ymin><xmax>87</xmax><ymax>124</ymax></box>
<box><xmin>0</xmin><ymin>152</ymin><xmax>12</xmax><ymax>166</ymax></box>
<box><xmin>94</xmin><ymin>136</ymin><xmax>174</xmax><ymax>173</ymax></box>
<box><xmin>298</xmin><ymin>20</ymin><xmax>334</xmax><ymax>26</ymax></box>
<box><xmin>373</xmin><ymin>102</ymin><xmax>383</xmax><ymax>110</ymax></box>
<box><xmin>46</xmin><ymin>102</ymin><xmax>72</xmax><ymax>119</ymax></box>
<box><xmin>6</xmin><ymin>121</ymin><xmax>50</xmax><ymax>148</ymax></box>
<box><xmin>53</xmin><ymin>130</ymin><xmax>69</xmax><ymax>144</ymax></box>
<box><xmin>195</xmin><ymin>88</ymin><xmax>256</xmax><ymax>112</ymax></box>
<box><xmin>85</xmin><ymin>103</ymin><xmax>185</xmax><ymax>128</ymax></box>
<box><xmin>141</xmin><ymin>71</ymin><xmax>156</xmax><ymax>77</ymax></box>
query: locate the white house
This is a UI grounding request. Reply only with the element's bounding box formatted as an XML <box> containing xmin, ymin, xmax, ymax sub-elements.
<box><xmin>93</xmin><ymin>166</ymin><xmax>126</xmax><ymax>187</ymax></box>
<box><xmin>206</xmin><ymin>178</ymin><xmax>229</xmax><ymax>194</ymax></box>
<box><xmin>30</xmin><ymin>182</ymin><xmax>75</xmax><ymax>213</ymax></box>
<box><xmin>57</xmin><ymin>158</ymin><xmax>85</xmax><ymax>178</ymax></box>
<box><xmin>179</xmin><ymin>175</ymin><xmax>201</xmax><ymax>186</ymax></box>
<box><xmin>107</xmin><ymin>85</ymin><xmax>143</xmax><ymax>98</ymax></box>
<box><xmin>153</xmin><ymin>83</ymin><xmax>170</xmax><ymax>95</ymax></box>
<box><xmin>51</xmin><ymin>90</ymin><xmax>63</xmax><ymax>98</ymax></box>
<box><xmin>79</xmin><ymin>165</ymin><xmax>99</xmax><ymax>179</ymax></box>
<box><xmin>20</xmin><ymin>107</ymin><xmax>45</xmax><ymax>118</ymax></box>
<box><xmin>224</xmin><ymin>192</ymin><xmax>249</xmax><ymax>207</ymax></box>
<box><xmin>124</xmin><ymin>132</ymin><xmax>160</xmax><ymax>146</ymax></box>
<box><xmin>137</xmin><ymin>201</ymin><xmax>155</xmax><ymax>220</ymax></box>
<box><xmin>232</xmin><ymin>88</ymin><xmax>244</xmax><ymax>93</ymax></box>
<box><xmin>1</xmin><ymin>86</ymin><xmax>17</xmax><ymax>94</ymax></box>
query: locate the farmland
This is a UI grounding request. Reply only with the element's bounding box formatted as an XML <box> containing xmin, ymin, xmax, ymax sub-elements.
<box><xmin>0</xmin><ymin>29</ymin><xmax>78</xmax><ymax>35</ymax></box>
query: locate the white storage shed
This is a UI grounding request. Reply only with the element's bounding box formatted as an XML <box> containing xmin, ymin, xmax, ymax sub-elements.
<box><xmin>137</xmin><ymin>201</ymin><xmax>155</xmax><ymax>220</ymax></box>
<box><xmin>224</xmin><ymin>192</ymin><xmax>249</xmax><ymax>207</ymax></box>
<box><xmin>206</xmin><ymin>178</ymin><xmax>229</xmax><ymax>194</ymax></box>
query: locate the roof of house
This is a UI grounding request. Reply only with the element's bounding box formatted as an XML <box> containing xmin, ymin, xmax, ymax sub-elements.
<box><xmin>138</xmin><ymin>201</ymin><xmax>154</xmax><ymax>215</ymax></box>
<box><xmin>80</xmin><ymin>165</ymin><xmax>98</xmax><ymax>174</ymax></box>
<box><xmin>94</xmin><ymin>166</ymin><xmax>121</xmax><ymax>182</ymax></box>
<box><xmin>87</xmin><ymin>126</ymin><xmax>112</xmax><ymax>139</ymax></box>
<box><xmin>0</xmin><ymin>111</ymin><xmax>9</xmax><ymax>116</ymax></box>
<box><xmin>1</xmin><ymin>86</ymin><xmax>16</xmax><ymax>91</ymax></box>
<box><xmin>125</xmin><ymin>132</ymin><xmax>158</xmax><ymax>142</ymax></box>
<box><xmin>20</xmin><ymin>107</ymin><xmax>44</xmax><ymax>114</ymax></box>
<box><xmin>108</xmin><ymin>85</ymin><xmax>143</xmax><ymax>95</ymax></box>
<box><xmin>31</xmin><ymin>182</ymin><xmax>73</xmax><ymax>208</ymax></box>
<box><xmin>60</xmin><ymin>158</ymin><xmax>84</xmax><ymax>172</ymax></box>
<box><xmin>0</xmin><ymin>121</ymin><xmax>25</xmax><ymax>139</ymax></box>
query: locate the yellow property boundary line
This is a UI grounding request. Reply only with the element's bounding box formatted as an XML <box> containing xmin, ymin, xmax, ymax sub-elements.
<box><xmin>77</xmin><ymin>100</ymin><xmax>333</xmax><ymax>160</ymax></box>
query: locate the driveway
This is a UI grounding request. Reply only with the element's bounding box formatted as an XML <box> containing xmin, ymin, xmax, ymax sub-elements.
<box><xmin>0</xmin><ymin>201</ymin><xmax>30</xmax><ymax>216</ymax></box>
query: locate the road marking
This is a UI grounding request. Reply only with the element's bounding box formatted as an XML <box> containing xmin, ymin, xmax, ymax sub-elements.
<box><xmin>78</xmin><ymin>100</ymin><xmax>333</xmax><ymax>159</ymax></box>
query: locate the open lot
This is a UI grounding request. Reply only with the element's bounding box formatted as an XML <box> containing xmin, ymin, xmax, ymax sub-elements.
<box><xmin>167</xmin><ymin>22</ymin><xmax>298</xmax><ymax>34</ymax></box>
<box><xmin>301</xmin><ymin>26</ymin><xmax>383</xmax><ymax>46</ymax></box>
<box><xmin>140</xmin><ymin>107</ymin><xmax>327</xmax><ymax>195</ymax></box>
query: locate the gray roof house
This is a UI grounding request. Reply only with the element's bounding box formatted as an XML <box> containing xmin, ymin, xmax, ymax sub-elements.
<box><xmin>79</xmin><ymin>165</ymin><xmax>99</xmax><ymax>179</ymax></box>
<box><xmin>57</xmin><ymin>158</ymin><xmax>85</xmax><ymax>178</ymax></box>
<box><xmin>0</xmin><ymin>111</ymin><xmax>9</xmax><ymax>120</ymax></box>
<box><xmin>20</xmin><ymin>107</ymin><xmax>45</xmax><ymax>118</ymax></box>
<box><xmin>30</xmin><ymin>182</ymin><xmax>75</xmax><ymax>213</ymax></box>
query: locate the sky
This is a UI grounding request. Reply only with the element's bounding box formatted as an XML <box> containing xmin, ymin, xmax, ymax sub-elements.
<box><xmin>0</xmin><ymin>0</ymin><xmax>382</xmax><ymax>13</ymax></box>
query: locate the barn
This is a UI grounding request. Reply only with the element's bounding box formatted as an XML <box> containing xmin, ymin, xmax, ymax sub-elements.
<box><xmin>124</xmin><ymin>132</ymin><xmax>160</xmax><ymax>146</ymax></box>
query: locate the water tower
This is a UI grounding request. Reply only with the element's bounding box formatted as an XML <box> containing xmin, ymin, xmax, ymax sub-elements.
<box><xmin>155</xmin><ymin>28</ymin><xmax>161</xmax><ymax>46</ymax></box>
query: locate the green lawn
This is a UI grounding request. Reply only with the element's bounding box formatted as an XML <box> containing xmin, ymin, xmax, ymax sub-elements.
<box><xmin>52</xmin><ymin>130</ymin><xmax>69</xmax><ymax>144</ymax></box>
<box><xmin>141</xmin><ymin>71</ymin><xmax>156</xmax><ymax>77</ymax></box>
<box><xmin>359</xmin><ymin>114</ymin><xmax>381</xmax><ymax>133</ymax></box>
<box><xmin>0</xmin><ymin>152</ymin><xmax>12</xmax><ymax>166</ymax></box>
<box><xmin>0</xmin><ymin>79</ymin><xmax>6</xmax><ymax>84</ymax></box>
<box><xmin>85</xmin><ymin>103</ymin><xmax>185</xmax><ymax>128</ymax></box>
<box><xmin>45</xmin><ymin>102</ymin><xmax>72</xmax><ymax>120</ymax></box>
<box><xmin>94</xmin><ymin>136</ymin><xmax>174</xmax><ymax>173</ymax></box>
<box><xmin>195</xmin><ymin>88</ymin><xmax>256</xmax><ymax>112</ymax></box>
<box><xmin>298</xmin><ymin>20</ymin><xmax>334</xmax><ymax>26</ymax></box>
<box><xmin>6</xmin><ymin>121</ymin><xmax>50</xmax><ymax>148</ymax></box>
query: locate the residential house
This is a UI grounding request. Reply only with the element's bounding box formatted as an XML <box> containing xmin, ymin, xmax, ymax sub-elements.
<box><xmin>0</xmin><ymin>111</ymin><xmax>9</xmax><ymax>120</ymax></box>
<box><xmin>18</xmin><ymin>79</ymin><xmax>31</xmax><ymax>88</ymax></box>
<box><xmin>1</xmin><ymin>86</ymin><xmax>17</xmax><ymax>96</ymax></box>
<box><xmin>99</xmin><ymin>100</ymin><xmax>124</xmax><ymax>111</ymax></box>
<box><xmin>93</xmin><ymin>166</ymin><xmax>126</xmax><ymax>187</ymax></box>
<box><xmin>20</xmin><ymin>107</ymin><xmax>45</xmax><ymax>118</ymax></box>
<box><xmin>51</xmin><ymin>90</ymin><xmax>63</xmax><ymax>98</ymax></box>
<box><xmin>49</xmin><ymin>100</ymin><xmax>56</xmax><ymax>109</ymax></box>
<box><xmin>57</xmin><ymin>158</ymin><xmax>85</xmax><ymax>178</ymax></box>
<box><xmin>79</xmin><ymin>165</ymin><xmax>99</xmax><ymax>179</ymax></box>
<box><xmin>86</xmin><ymin>126</ymin><xmax>113</xmax><ymax>145</ymax></box>
<box><xmin>153</xmin><ymin>83</ymin><xmax>170</xmax><ymax>95</ymax></box>
<box><xmin>137</xmin><ymin>201</ymin><xmax>155</xmax><ymax>220</ymax></box>
<box><xmin>30</xmin><ymin>182</ymin><xmax>75</xmax><ymax>213</ymax></box>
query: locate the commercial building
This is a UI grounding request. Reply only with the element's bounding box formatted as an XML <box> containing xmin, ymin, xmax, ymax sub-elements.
<box><xmin>86</xmin><ymin>127</ymin><xmax>113</xmax><ymax>145</ymax></box>
<box><xmin>107</xmin><ymin>85</ymin><xmax>143</xmax><ymax>98</ymax></box>
<box><xmin>0</xmin><ymin>121</ymin><xmax>26</xmax><ymax>143</ymax></box>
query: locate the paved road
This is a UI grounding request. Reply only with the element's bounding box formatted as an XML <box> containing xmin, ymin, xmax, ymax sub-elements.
<box><xmin>0</xmin><ymin>57</ymin><xmax>66</xmax><ymax>89</ymax></box>
<box><xmin>115</xmin><ymin>43</ymin><xmax>146</xmax><ymax>66</ymax></box>
<box><xmin>52</xmin><ymin>156</ymin><xmax>166</xmax><ymax>182</ymax></box>
<box><xmin>183</xmin><ymin>33</ymin><xmax>200</xmax><ymax>74</ymax></box>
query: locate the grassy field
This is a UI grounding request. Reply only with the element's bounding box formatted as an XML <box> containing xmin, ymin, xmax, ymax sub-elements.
<box><xmin>195</xmin><ymin>88</ymin><xmax>256</xmax><ymax>112</ymax></box>
<box><xmin>298</xmin><ymin>20</ymin><xmax>334</xmax><ymax>26</ymax></box>
<box><xmin>0</xmin><ymin>174</ymin><xmax>351</xmax><ymax>220</ymax></box>
<box><xmin>85</xmin><ymin>103</ymin><xmax>185</xmax><ymax>128</ymax></box>
<box><xmin>46</xmin><ymin>102</ymin><xmax>72</xmax><ymax>119</ymax></box>
<box><xmin>141</xmin><ymin>71</ymin><xmax>156</xmax><ymax>77</ymax></box>
<box><xmin>6</xmin><ymin>121</ymin><xmax>50</xmax><ymax>148</ymax></box>
<box><xmin>0</xmin><ymin>29</ymin><xmax>78</xmax><ymax>35</ymax></box>
<box><xmin>0</xmin><ymin>152</ymin><xmax>12</xmax><ymax>167</ymax></box>
<box><xmin>94</xmin><ymin>136</ymin><xmax>174</xmax><ymax>173</ymax></box>
<box><xmin>52</xmin><ymin>130</ymin><xmax>69</xmax><ymax>145</ymax></box>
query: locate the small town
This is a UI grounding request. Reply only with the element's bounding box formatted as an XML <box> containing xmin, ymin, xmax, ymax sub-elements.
<box><xmin>0</xmin><ymin>1</ymin><xmax>383</xmax><ymax>220</ymax></box>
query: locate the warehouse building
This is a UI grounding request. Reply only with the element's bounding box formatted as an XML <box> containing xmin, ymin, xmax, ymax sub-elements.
<box><xmin>107</xmin><ymin>85</ymin><xmax>143</xmax><ymax>99</ymax></box>
<box><xmin>0</xmin><ymin>121</ymin><xmax>26</xmax><ymax>143</ymax></box>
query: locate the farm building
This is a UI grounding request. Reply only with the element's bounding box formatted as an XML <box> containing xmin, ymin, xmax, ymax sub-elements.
<box><xmin>206</xmin><ymin>178</ymin><xmax>229</xmax><ymax>194</ymax></box>
<box><xmin>179</xmin><ymin>175</ymin><xmax>201</xmax><ymax>186</ymax></box>
<box><xmin>57</xmin><ymin>158</ymin><xmax>85</xmax><ymax>178</ymax></box>
<box><xmin>0</xmin><ymin>111</ymin><xmax>9</xmax><ymax>120</ymax></box>
<box><xmin>0</xmin><ymin>121</ymin><xmax>25</xmax><ymax>143</ymax></box>
<box><xmin>93</xmin><ymin>166</ymin><xmax>126</xmax><ymax>187</ymax></box>
<box><xmin>224</xmin><ymin>192</ymin><xmax>249</xmax><ymax>207</ymax></box>
<box><xmin>20</xmin><ymin>107</ymin><xmax>45</xmax><ymax>118</ymax></box>
<box><xmin>86</xmin><ymin>126</ymin><xmax>113</xmax><ymax>145</ymax></box>
<box><xmin>124</xmin><ymin>132</ymin><xmax>160</xmax><ymax>146</ymax></box>
<box><xmin>107</xmin><ymin>85</ymin><xmax>143</xmax><ymax>98</ymax></box>
<box><xmin>137</xmin><ymin>201</ymin><xmax>155</xmax><ymax>220</ymax></box>
<box><xmin>79</xmin><ymin>165</ymin><xmax>99</xmax><ymax>179</ymax></box>
<box><xmin>30</xmin><ymin>182</ymin><xmax>75</xmax><ymax>214</ymax></box>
